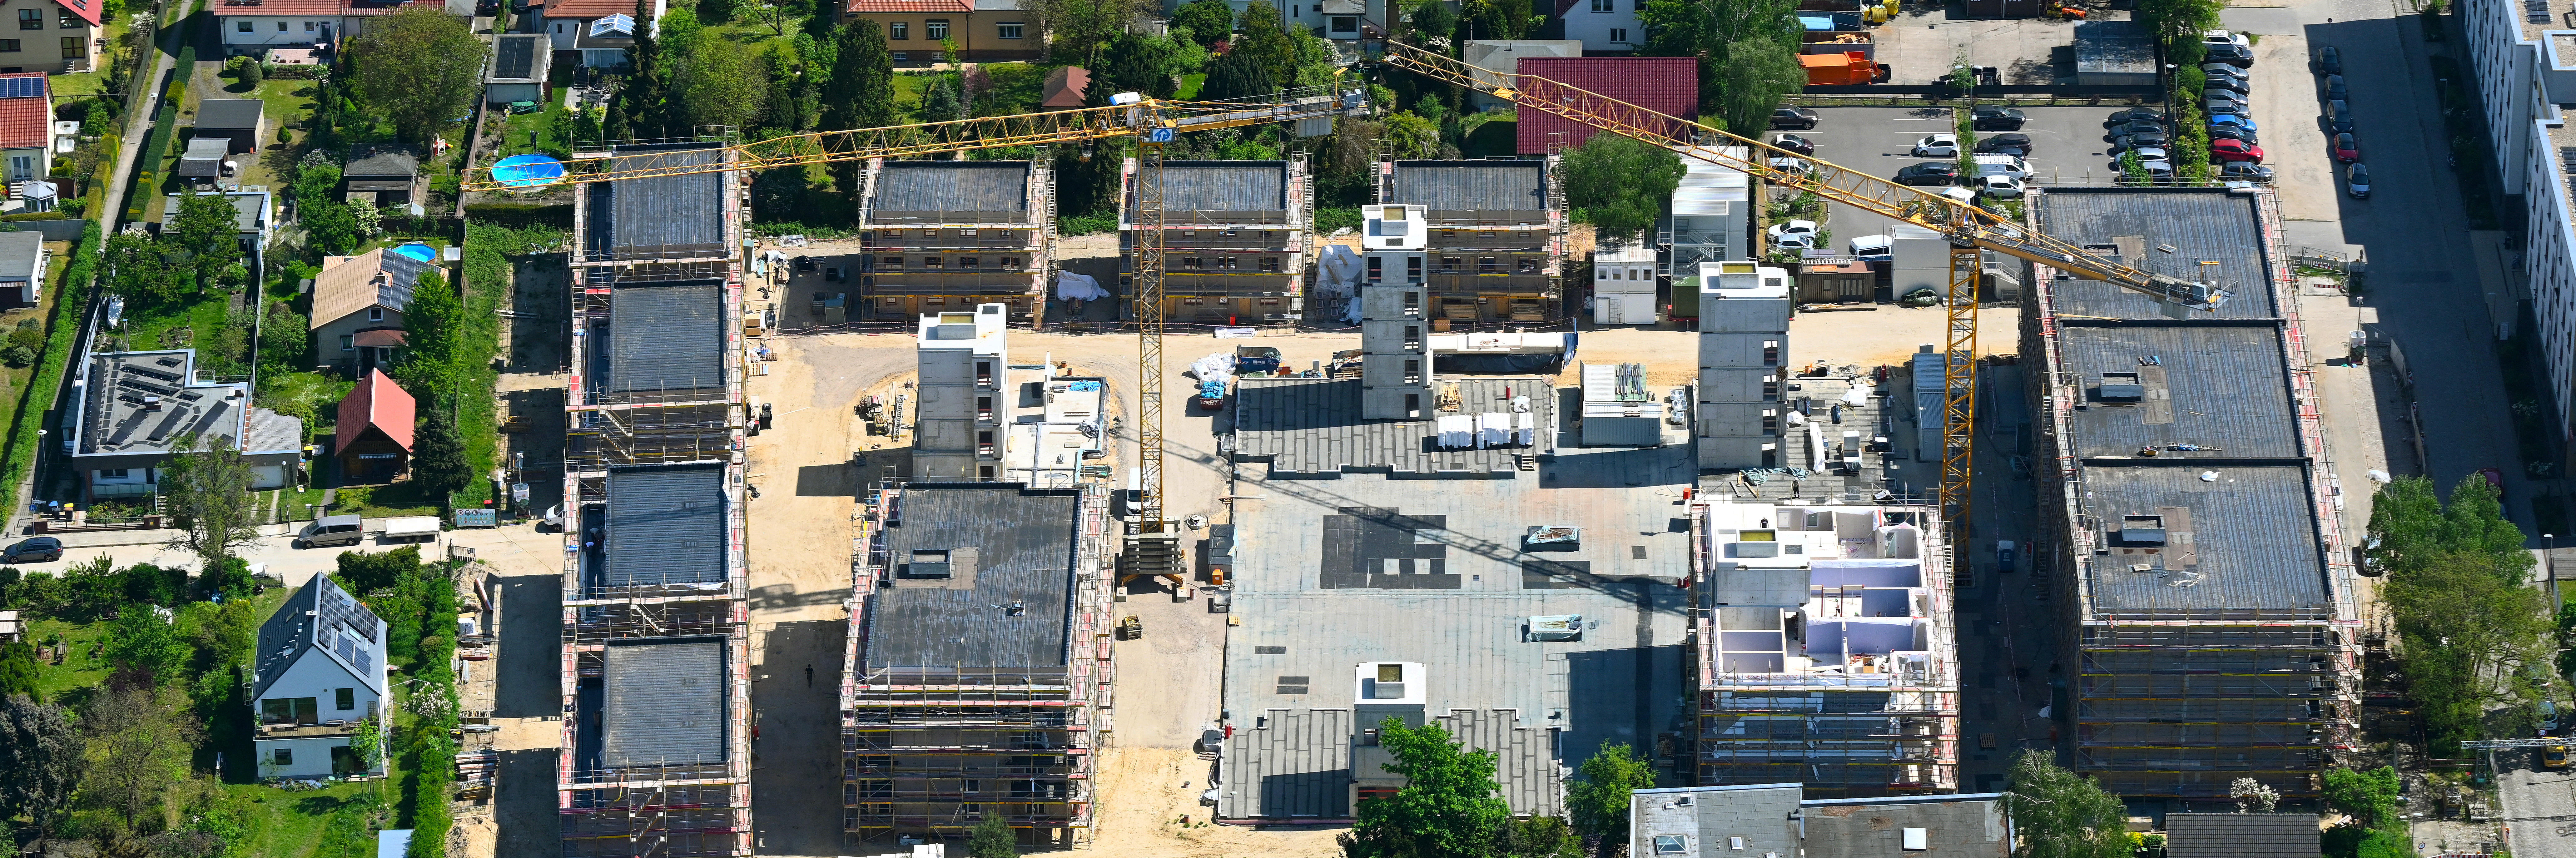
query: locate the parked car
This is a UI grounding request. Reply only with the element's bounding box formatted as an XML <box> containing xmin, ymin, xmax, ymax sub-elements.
<box><xmin>2104</xmin><ymin>107</ymin><xmax>2165</xmax><ymax>126</ymax></box>
<box><xmin>2209</xmin><ymin>113</ymin><xmax>2259</xmax><ymax>131</ymax></box>
<box><xmin>1996</xmin><ymin>539</ymin><xmax>2018</xmax><ymax>573</ymax></box>
<box><xmin>1771</xmin><ymin>107</ymin><xmax>1821</xmax><ymax>129</ymax></box>
<box><xmin>2113</xmin><ymin>147</ymin><xmax>2169</xmax><ymax>166</ymax></box>
<box><xmin>2206</xmin><ymin>124</ymin><xmax>2260</xmax><ymax>145</ymax></box>
<box><xmin>2324</xmin><ymin>74</ymin><xmax>2348</xmax><ymax>102</ymax></box>
<box><xmin>2127</xmin><ymin>160</ymin><xmax>2177</xmax><ymax>184</ymax></box>
<box><xmin>2202</xmin><ymin>28</ymin><xmax>2250</xmax><ymax>48</ymax></box>
<box><xmin>1911</xmin><ymin>133</ymin><xmax>1960</xmax><ymax>157</ymax></box>
<box><xmin>2547</xmin><ymin>744</ymin><xmax>2570</xmax><ymax>770</ymax></box>
<box><xmin>1849</xmin><ymin>234</ymin><xmax>1894</xmax><ymax>260</ymax></box>
<box><xmin>1975</xmin><ymin>175</ymin><xmax>2024</xmax><ymax>199</ymax></box>
<box><xmin>1937</xmin><ymin>186</ymin><xmax>1977</xmax><ymax>205</ymax></box>
<box><xmin>2108</xmin><ymin>138</ymin><xmax>2167</xmax><ymax>157</ymax></box>
<box><xmin>2328</xmin><ymin>99</ymin><xmax>2355</xmax><ymax>133</ymax></box>
<box><xmin>2315</xmin><ymin>45</ymin><xmax>2343</xmax><ymax>75</ymax></box>
<box><xmin>2108</xmin><ymin>120</ymin><xmax>2167</xmax><ymax>139</ymax></box>
<box><xmin>297</xmin><ymin>515</ymin><xmax>367</xmax><ymax>549</ymax></box>
<box><xmin>2201</xmin><ymin>62</ymin><xmax>2248</xmax><ymax>79</ymax></box>
<box><xmin>2203</xmin><ymin>75</ymin><xmax>2251</xmax><ymax>96</ymax></box>
<box><xmin>2221</xmin><ymin>162</ymin><xmax>2276</xmax><ymax>183</ymax></box>
<box><xmin>2206</xmin><ymin>43</ymin><xmax>2255</xmax><ymax>67</ymax></box>
<box><xmin>2331</xmin><ymin>132</ymin><xmax>2360</xmax><ymax>162</ymax></box>
<box><xmin>2210</xmin><ymin>139</ymin><xmax>2265</xmax><ymax>162</ymax></box>
<box><xmin>2205</xmin><ymin>93</ymin><xmax>2251</xmax><ymax>113</ymax></box>
<box><xmin>1768</xmin><ymin>219</ymin><xmax>1820</xmax><ymax>245</ymax></box>
<box><xmin>1</xmin><ymin>537</ymin><xmax>61</xmax><ymax>563</ymax></box>
<box><xmin>2346</xmin><ymin>162</ymin><xmax>2371</xmax><ymax>198</ymax></box>
<box><xmin>2111</xmin><ymin>129</ymin><xmax>2171</xmax><ymax>149</ymax></box>
<box><xmin>1976</xmin><ymin>133</ymin><xmax>2034</xmax><ymax>155</ymax></box>
<box><xmin>1894</xmin><ymin>162</ymin><xmax>1959</xmax><ymax>186</ymax></box>
<box><xmin>1971</xmin><ymin>105</ymin><xmax>2026</xmax><ymax>130</ymax></box>
<box><xmin>1768</xmin><ymin>156</ymin><xmax>1815</xmax><ymax>176</ymax></box>
<box><xmin>2206</xmin><ymin>102</ymin><xmax>2255</xmax><ymax>121</ymax></box>
<box><xmin>1772</xmin><ymin>133</ymin><xmax>1817</xmax><ymax>155</ymax></box>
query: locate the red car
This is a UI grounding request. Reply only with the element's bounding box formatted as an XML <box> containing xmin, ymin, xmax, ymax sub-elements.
<box><xmin>2331</xmin><ymin>132</ymin><xmax>2360</xmax><ymax>162</ymax></box>
<box><xmin>2211</xmin><ymin>139</ymin><xmax>2265</xmax><ymax>163</ymax></box>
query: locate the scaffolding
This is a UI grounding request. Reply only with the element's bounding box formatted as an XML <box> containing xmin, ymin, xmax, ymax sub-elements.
<box><xmin>853</xmin><ymin>158</ymin><xmax>1053</xmax><ymax>324</ymax></box>
<box><xmin>1115</xmin><ymin>156</ymin><xmax>1311</xmax><ymax>324</ymax></box>
<box><xmin>1373</xmin><ymin>158</ymin><xmax>1566</xmax><ymax>324</ymax></box>
<box><xmin>559</xmin><ymin>146</ymin><xmax>754</xmax><ymax>858</ymax></box>
<box><xmin>1689</xmin><ymin>501</ymin><xmax>1962</xmax><ymax>796</ymax></box>
<box><xmin>2026</xmin><ymin>186</ymin><xmax>2362</xmax><ymax>800</ymax></box>
<box><xmin>841</xmin><ymin>484</ymin><xmax>1114</xmax><ymax>847</ymax></box>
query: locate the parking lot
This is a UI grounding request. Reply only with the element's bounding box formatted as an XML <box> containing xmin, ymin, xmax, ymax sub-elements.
<box><xmin>1767</xmin><ymin>104</ymin><xmax>2160</xmax><ymax>255</ymax></box>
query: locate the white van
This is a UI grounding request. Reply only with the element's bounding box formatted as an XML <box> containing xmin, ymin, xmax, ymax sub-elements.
<box><xmin>1971</xmin><ymin>155</ymin><xmax>2029</xmax><ymax>179</ymax></box>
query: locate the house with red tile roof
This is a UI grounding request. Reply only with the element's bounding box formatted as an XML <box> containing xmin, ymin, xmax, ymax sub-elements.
<box><xmin>214</xmin><ymin>0</ymin><xmax>465</xmax><ymax>55</ymax></box>
<box><xmin>840</xmin><ymin>0</ymin><xmax>1034</xmax><ymax>64</ymax></box>
<box><xmin>334</xmin><ymin>369</ymin><xmax>414</xmax><ymax>481</ymax></box>
<box><xmin>0</xmin><ymin>0</ymin><xmax>102</xmax><ymax>75</ymax></box>
<box><xmin>543</xmin><ymin>0</ymin><xmax>664</xmax><ymax>67</ymax></box>
<box><xmin>0</xmin><ymin>73</ymin><xmax>52</xmax><ymax>185</ymax></box>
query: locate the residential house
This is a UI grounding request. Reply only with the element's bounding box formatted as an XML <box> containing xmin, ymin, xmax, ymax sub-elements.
<box><xmin>66</xmin><ymin>348</ymin><xmax>303</xmax><ymax>499</ymax></box>
<box><xmin>250</xmin><ymin>573</ymin><xmax>389</xmax><ymax>780</ymax></box>
<box><xmin>0</xmin><ymin>72</ymin><xmax>50</xmax><ymax>183</ymax></box>
<box><xmin>839</xmin><ymin>0</ymin><xmax>1036</xmax><ymax>64</ymax></box>
<box><xmin>161</xmin><ymin>188</ymin><xmax>274</xmax><ymax>276</ymax></box>
<box><xmin>0</xmin><ymin>0</ymin><xmax>101</xmax><ymax>75</ymax></box>
<box><xmin>342</xmin><ymin>145</ymin><xmax>422</xmax><ymax>207</ymax></box>
<box><xmin>308</xmin><ymin>245</ymin><xmax>436</xmax><ymax>371</ymax></box>
<box><xmin>334</xmin><ymin>369</ymin><xmax>414</xmax><ymax>480</ymax></box>
<box><xmin>544</xmin><ymin>0</ymin><xmax>666</xmax><ymax>67</ymax></box>
<box><xmin>195</xmin><ymin>98</ymin><xmax>262</xmax><ymax>154</ymax></box>
<box><xmin>176</xmin><ymin>137</ymin><xmax>229</xmax><ymax>185</ymax></box>
<box><xmin>484</xmin><ymin>33</ymin><xmax>551</xmax><ymax>105</ymax></box>
<box><xmin>1460</xmin><ymin>40</ymin><xmax>1580</xmax><ymax>110</ymax></box>
<box><xmin>1041</xmin><ymin>64</ymin><xmax>1087</xmax><ymax>108</ymax></box>
<box><xmin>1200</xmin><ymin>0</ymin><xmax>1385</xmax><ymax>41</ymax></box>
<box><xmin>0</xmin><ymin>229</ymin><xmax>46</xmax><ymax>307</ymax></box>
<box><xmin>1553</xmin><ymin>0</ymin><xmax>1644</xmax><ymax>52</ymax></box>
<box><xmin>215</xmin><ymin>0</ymin><xmax>467</xmax><ymax>54</ymax></box>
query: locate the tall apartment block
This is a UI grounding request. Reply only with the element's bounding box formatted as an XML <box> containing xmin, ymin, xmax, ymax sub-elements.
<box><xmin>1377</xmin><ymin>159</ymin><xmax>1564</xmax><ymax>324</ymax></box>
<box><xmin>843</xmin><ymin>482</ymin><xmax>1115</xmax><ymax>846</ymax></box>
<box><xmin>913</xmin><ymin>304</ymin><xmax>1010</xmax><ymax>481</ymax></box>
<box><xmin>2031</xmin><ymin>188</ymin><xmax>2359</xmax><ymax>798</ymax></box>
<box><xmin>1358</xmin><ymin>204</ymin><xmax>1433</xmax><ymax>420</ymax></box>
<box><xmin>1694</xmin><ymin>261</ymin><xmax>1791</xmax><ymax>471</ymax></box>
<box><xmin>856</xmin><ymin>160</ymin><xmax>1053</xmax><ymax>323</ymax></box>
<box><xmin>560</xmin><ymin>142</ymin><xmax>753</xmax><ymax>857</ymax></box>
<box><xmin>1691</xmin><ymin>497</ymin><xmax>1958</xmax><ymax>794</ymax></box>
<box><xmin>1119</xmin><ymin>159</ymin><xmax>1311</xmax><ymax>324</ymax></box>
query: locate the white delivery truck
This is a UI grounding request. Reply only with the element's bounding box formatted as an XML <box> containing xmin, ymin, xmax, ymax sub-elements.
<box><xmin>379</xmin><ymin>516</ymin><xmax>443</xmax><ymax>544</ymax></box>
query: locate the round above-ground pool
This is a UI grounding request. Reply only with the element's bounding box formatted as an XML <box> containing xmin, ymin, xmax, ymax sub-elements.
<box><xmin>391</xmin><ymin>243</ymin><xmax>436</xmax><ymax>262</ymax></box>
<box><xmin>491</xmin><ymin>153</ymin><xmax>567</xmax><ymax>188</ymax></box>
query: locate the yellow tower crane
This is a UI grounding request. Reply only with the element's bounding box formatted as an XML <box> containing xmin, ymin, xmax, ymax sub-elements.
<box><xmin>1367</xmin><ymin>40</ymin><xmax>2228</xmax><ymax>557</ymax></box>
<box><xmin>464</xmin><ymin>86</ymin><xmax>1369</xmax><ymax>592</ymax></box>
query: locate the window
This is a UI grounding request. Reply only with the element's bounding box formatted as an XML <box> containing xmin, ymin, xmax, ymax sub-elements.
<box><xmin>277</xmin><ymin>21</ymin><xmax>288</xmax><ymax>30</ymax></box>
<box><xmin>1260</xmin><ymin>257</ymin><xmax>1280</xmax><ymax>272</ymax></box>
<box><xmin>1519</xmin><ymin>258</ymin><xmax>1539</xmax><ymax>273</ymax></box>
<box><xmin>997</xmin><ymin>21</ymin><xmax>1022</xmax><ymax>38</ymax></box>
<box><xmin>1329</xmin><ymin>15</ymin><xmax>1356</xmax><ymax>32</ymax></box>
<box><xmin>305</xmin><ymin>20</ymin><xmax>316</xmax><ymax>30</ymax></box>
<box><xmin>1761</xmin><ymin>340</ymin><xmax>1780</xmax><ymax>365</ymax></box>
<box><xmin>261</xmin><ymin>697</ymin><xmax>320</xmax><ymax>723</ymax></box>
<box><xmin>924</xmin><ymin>256</ymin><xmax>944</xmax><ymax>269</ymax></box>
<box><xmin>976</xmin><ymin>396</ymin><xmax>993</xmax><ymax>414</ymax></box>
<box><xmin>1216</xmin><ymin>256</ymin><xmax>1238</xmax><ymax>270</ymax></box>
<box><xmin>889</xmin><ymin>22</ymin><xmax>908</xmax><ymax>38</ymax></box>
<box><xmin>881</xmin><ymin>255</ymin><xmax>903</xmax><ymax>269</ymax></box>
<box><xmin>1292</xmin><ymin>3</ymin><xmax>1299</xmax><ymax>14</ymax></box>
<box><xmin>340</xmin><ymin>335</ymin><xmax>355</xmax><ymax>351</ymax></box>
<box><xmin>235</xmin><ymin>19</ymin><xmax>252</xmax><ymax>32</ymax></box>
<box><xmin>1478</xmin><ymin>256</ymin><xmax>1498</xmax><ymax>272</ymax></box>
<box><xmin>1590</xmin><ymin>0</ymin><xmax>1611</xmax><ymax>10</ymax></box>
<box><xmin>1405</xmin><ymin>256</ymin><xmax>1422</xmax><ymax>282</ymax></box>
<box><xmin>1001</xmin><ymin>256</ymin><xmax>1021</xmax><ymax>269</ymax></box>
<box><xmin>959</xmin><ymin>228</ymin><xmax>977</xmax><ymax>237</ymax></box>
<box><xmin>1366</xmin><ymin>256</ymin><xmax>1382</xmax><ymax>282</ymax></box>
<box><xmin>1440</xmin><ymin>256</ymin><xmax>1461</xmax><ymax>271</ymax></box>
<box><xmin>978</xmin><ymin>465</ymin><xmax>995</xmax><ymax>480</ymax></box>
<box><xmin>273</xmin><ymin>748</ymin><xmax>293</xmax><ymax>766</ymax></box>
<box><xmin>962</xmin><ymin>779</ymin><xmax>981</xmax><ymax>793</ymax></box>
<box><xmin>960</xmin><ymin>257</ymin><xmax>979</xmax><ymax>269</ymax></box>
<box><xmin>925</xmin><ymin>19</ymin><xmax>948</xmax><ymax>39</ymax></box>
<box><xmin>892</xmin><ymin>51</ymin><xmax>908</xmax><ymax>60</ymax></box>
<box><xmin>553</xmin><ymin>22</ymin><xmax>563</xmax><ymax>32</ymax></box>
<box><xmin>99</xmin><ymin>469</ymin><xmax>128</xmax><ymax>479</ymax></box>
<box><xmin>1182</xmin><ymin>257</ymin><xmax>1204</xmax><ymax>270</ymax></box>
<box><xmin>366</xmin><ymin>307</ymin><xmax>384</xmax><ymax>322</ymax></box>
<box><xmin>1609</xmin><ymin>27</ymin><xmax>1628</xmax><ymax>42</ymax></box>
<box><xmin>1403</xmin><ymin>325</ymin><xmax>1419</xmax><ymax>347</ymax></box>
<box><xmin>1651</xmin><ymin>835</ymin><xmax>1689</xmax><ymax>855</ymax></box>
<box><xmin>335</xmin><ymin>688</ymin><xmax>355</xmax><ymax>710</ymax></box>
<box><xmin>59</xmin><ymin>13</ymin><xmax>77</xmax><ymax>28</ymax></box>
<box><xmin>58</xmin><ymin>36</ymin><xmax>76</xmax><ymax>52</ymax></box>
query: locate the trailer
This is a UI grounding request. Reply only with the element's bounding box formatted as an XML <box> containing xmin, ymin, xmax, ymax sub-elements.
<box><xmin>379</xmin><ymin>516</ymin><xmax>442</xmax><ymax>544</ymax></box>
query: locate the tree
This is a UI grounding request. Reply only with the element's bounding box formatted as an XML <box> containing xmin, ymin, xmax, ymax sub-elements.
<box><xmin>158</xmin><ymin>433</ymin><xmax>264</xmax><ymax>570</ymax></box>
<box><xmin>1173</xmin><ymin>0</ymin><xmax>1233</xmax><ymax>48</ymax></box>
<box><xmin>1234</xmin><ymin>2</ymin><xmax>1297</xmax><ymax>82</ymax></box>
<box><xmin>821</xmin><ymin>20</ymin><xmax>896</xmax><ymax>195</ymax></box>
<box><xmin>0</xmin><ymin>694</ymin><xmax>83</xmax><ymax>841</ymax></box>
<box><xmin>1200</xmin><ymin>47</ymin><xmax>1276</xmax><ymax>103</ymax></box>
<box><xmin>1338</xmin><ymin>717</ymin><xmax>1511</xmax><ymax>858</ymax></box>
<box><xmin>1457</xmin><ymin>0</ymin><xmax>1532</xmax><ymax>40</ymax></box>
<box><xmin>618</xmin><ymin>0</ymin><xmax>672</xmax><ymax>139</ymax></box>
<box><xmin>2322</xmin><ymin>766</ymin><xmax>2400</xmax><ymax>827</ymax></box>
<box><xmin>172</xmin><ymin>190</ymin><xmax>244</xmax><ymax>285</ymax></box>
<box><xmin>104</xmin><ymin>605</ymin><xmax>189</xmax><ymax>686</ymax></box>
<box><xmin>1024</xmin><ymin>0</ymin><xmax>1151</xmax><ymax>65</ymax></box>
<box><xmin>2228</xmin><ymin>776</ymin><xmax>2278</xmax><ymax>813</ymax></box>
<box><xmin>2004</xmin><ymin>750</ymin><xmax>2131</xmax><ymax>858</ymax></box>
<box><xmin>0</xmin><ymin>642</ymin><xmax>36</xmax><ymax>702</ymax></box>
<box><xmin>74</xmin><ymin>684</ymin><xmax>201</xmax><ymax>853</ymax></box>
<box><xmin>1494</xmin><ymin>816</ymin><xmax>1582</xmax><ymax>858</ymax></box>
<box><xmin>674</xmin><ymin>38</ymin><xmax>771</xmax><ymax>132</ymax></box>
<box><xmin>258</xmin><ymin>302</ymin><xmax>307</xmax><ymax>375</ymax></box>
<box><xmin>921</xmin><ymin>73</ymin><xmax>966</xmax><ymax>122</ymax></box>
<box><xmin>745</xmin><ymin>0</ymin><xmax>810</xmax><ymax>37</ymax></box>
<box><xmin>1380</xmin><ymin>111</ymin><xmax>1441</xmax><ymax>159</ymax></box>
<box><xmin>659</xmin><ymin>8</ymin><xmax>704</xmax><ymax>57</ymax></box>
<box><xmin>348</xmin><ymin>196</ymin><xmax>382</xmax><ymax>239</ymax></box>
<box><xmin>1710</xmin><ymin>36</ymin><xmax>1805</xmax><ymax>136</ymax></box>
<box><xmin>349</xmin><ymin>713</ymin><xmax>384</xmax><ymax>776</ymax></box>
<box><xmin>394</xmin><ymin>270</ymin><xmax>464</xmax><ymax>404</ymax></box>
<box><xmin>1639</xmin><ymin>0</ymin><xmax>1799</xmax><ymax>129</ymax></box>
<box><xmin>344</xmin><ymin>7</ymin><xmax>482</xmax><ymax>149</ymax></box>
<box><xmin>1096</xmin><ymin>31</ymin><xmax>1180</xmax><ymax>99</ymax></box>
<box><xmin>103</xmin><ymin>232</ymin><xmax>187</xmax><ymax>308</ymax></box>
<box><xmin>1561</xmin><ymin>132</ymin><xmax>1685</xmax><ymax>238</ymax></box>
<box><xmin>965</xmin><ymin>813</ymin><xmax>1017</xmax><ymax>858</ymax></box>
<box><xmin>414</xmin><ymin>411</ymin><xmax>473</xmax><ymax>502</ymax></box>
<box><xmin>2134</xmin><ymin>0</ymin><xmax>2220</xmax><ymax>62</ymax></box>
<box><xmin>1567</xmin><ymin>742</ymin><xmax>1657</xmax><ymax>841</ymax></box>
<box><xmin>2372</xmin><ymin>475</ymin><xmax>2548</xmax><ymax>753</ymax></box>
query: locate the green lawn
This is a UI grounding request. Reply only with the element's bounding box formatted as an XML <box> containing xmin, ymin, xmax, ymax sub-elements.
<box><xmin>495</xmin><ymin>101</ymin><xmax>567</xmax><ymax>160</ymax></box>
<box><xmin>1175</xmin><ymin>74</ymin><xmax>1206</xmax><ymax>100</ymax></box>
<box><xmin>330</xmin><ymin>481</ymin><xmax>444</xmax><ymax>519</ymax></box>
<box><xmin>124</xmin><ymin>294</ymin><xmax>238</xmax><ymax>358</ymax></box>
<box><xmin>22</xmin><ymin>613</ymin><xmax>116</xmax><ymax>702</ymax></box>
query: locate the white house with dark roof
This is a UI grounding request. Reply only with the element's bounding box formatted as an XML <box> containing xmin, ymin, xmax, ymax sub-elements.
<box><xmin>0</xmin><ymin>230</ymin><xmax>46</xmax><ymax>307</ymax></box>
<box><xmin>251</xmin><ymin>573</ymin><xmax>389</xmax><ymax>779</ymax></box>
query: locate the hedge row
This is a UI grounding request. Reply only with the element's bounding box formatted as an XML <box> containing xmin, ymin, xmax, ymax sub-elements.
<box><xmin>402</xmin><ymin>560</ymin><xmax>464</xmax><ymax>858</ymax></box>
<box><xmin>124</xmin><ymin>46</ymin><xmax>192</xmax><ymax>224</ymax></box>
<box><xmin>0</xmin><ymin>221</ymin><xmax>103</xmax><ymax>518</ymax></box>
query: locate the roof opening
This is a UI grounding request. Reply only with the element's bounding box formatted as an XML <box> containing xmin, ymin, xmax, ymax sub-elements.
<box><xmin>903</xmin><ymin>549</ymin><xmax>952</xmax><ymax>578</ymax></box>
<box><xmin>2116</xmin><ymin>514</ymin><xmax>2168</xmax><ymax>545</ymax></box>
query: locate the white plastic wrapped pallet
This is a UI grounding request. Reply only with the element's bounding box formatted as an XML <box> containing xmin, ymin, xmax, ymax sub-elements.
<box><xmin>1436</xmin><ymin>414</ymin><xmax>1477</xmax><ymax>449</ymax></box>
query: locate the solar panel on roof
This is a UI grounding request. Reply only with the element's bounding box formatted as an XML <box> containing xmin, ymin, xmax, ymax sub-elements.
<box><xmin>495</xmin><ymin>37</ymin><xmax>535</xmax><ymax>79</ymax></box>
<box><xmin>0</xmin><ymin>77</ymin><xmax>42</xmax><ymax>100</ymax></box>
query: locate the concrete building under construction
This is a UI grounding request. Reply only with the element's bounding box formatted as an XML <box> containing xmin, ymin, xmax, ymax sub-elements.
<box><xmin>842</xmin><ymin>481</ymin><xmax>1115</xmax><ymax>847</ymax></box>
<box><xmin>559</xmin><ymin>142</ymin><xmax>753</xmax><ymax>857</ymax></box>
<box><xmin>1690</xmin><ymin>497</ymin><xmax>1958</xmax><ymax>796</ymax></box>
<box><xmin>1119</xmin><ymin>159</ymin><xmax>1312</xmax><ymax>325</ymax></box>
<box><xmin>856</xmin><ymin>159</ymin><xmax>1054</xmax><ymax>324</ymax></box>
<box><xmin>1377</xmin><ymin>159</ymin><xmax>1566</xmax><ymax>324</ymax></box>
<box><xmin>2027</xmin><ymin>187</ymin><xmax>2360</xmax><ymax>799</ymax></box>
